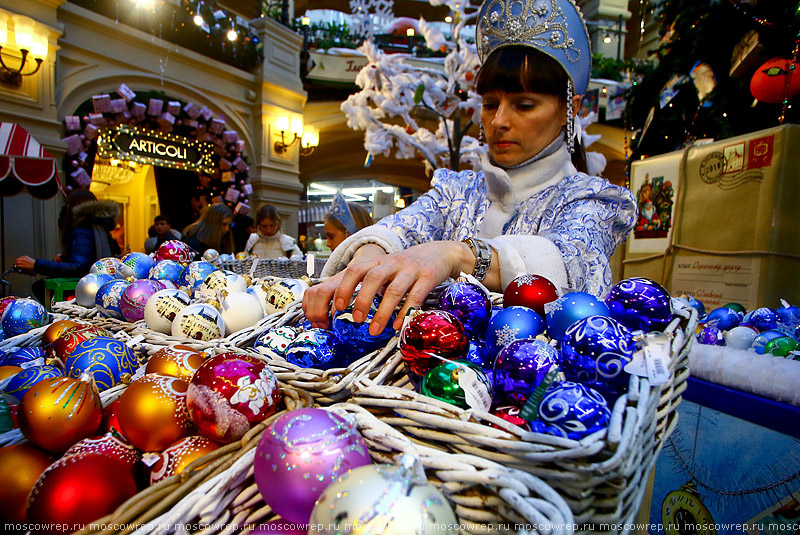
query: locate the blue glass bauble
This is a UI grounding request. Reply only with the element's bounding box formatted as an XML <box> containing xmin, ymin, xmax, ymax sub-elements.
<box><xmin>464</xmin><ymin>337</ymin><xmax>492</xmax><ymax>369</ymax></box>
<box><xmin>529</xmin><ymin>381</ymin><xmax>611</xmax><ymax>440</ymax></box>
<box><xmin>546</xmin><ymin>292</ymin><xmax>610</xmax><ymax>341</ymax></box>
<box><xmin>178</xmin><ymin>261</ymin><xmax>218</xmax><ymax>296</ymax></box>
<box><xmin>684</xmin><ymin>295</ymin><xmax>706</xmax><ymax>317</ymax></box>
<box><xmin>1</xmin><ymin>298</ymin><xmax>48</xmax><ymax>338</ymax></box>
<box><xmin>116</xmin><ymin>252</ymin><xmax>155</xmax><ymax>280</ymax></box>
<box><xmin>4</xmin><ymin>365</ymin><xmax>63</xmax><ymax>402</ymax></box>
<box><xmin>696</xmin><ymin>326</ymin><xmax>725</xmax><ymax>346</ymax></box>
<box><xmin>65</xmin><ymin>336</ymin><xmax>139</xmax><ymax>391</ymax></box>
<box><xmin>253</xmin><ymin>326</ymin><xmax>299</xmax><ymax>359</ymax></box>
<box><xmin>752</xmin><ymin>330</ymin><xmax>785</xmax><ymax>354</ymax></box>
<box><xmin>742</xmin><ymin>307</ymin><xmax>780</xmax><ymax>332</ymax></box>
<box><xmin>777</xmin><ymin>301</ymin><xmax>800</xmax><ymax>329</ymax></box>
<box><xmin>705</xmin><ymin>307</ymin><xmax>742</xmax><ymax>331</ymax></box>
<box><xmin>148</xmin><ymin>259</ymin><xmax>185</xmax><ymax>284</ymax></box>
<box><xmin>605</xmin><ymin>278</ymin><xmax>672</xmax><ymax>333</ymax></box>
<box><xmin>0</xmin><ymin>346</ymin><xmax>45</xmax><ymax>367</ymax></box>
<box><xmin>331</xmin><ymin>298</ymin><xmax>396</xmax><ymax>360</ymax></box>
<box><xmin>436</xmin><ymin>281</ymin><xmax>491</xmax><ymax>338</ymax></box>
<box><xmin>95</xmin><ymin>279</ymin><xmax>130</xmax><ymax>320</ymax></box>
<box><xmin>487</xmin><ymin>306</ymin><xmax>546</xmax><ymax>356</ymax></box>
<box><xmin>285</xmin><ymin>328</ymin><xmax>344</xmax><ymax>369</ymax></box>
<box><xmin>561</xmin><ymin>315</ymin><xmax>634</xmax><ymax>400</ymax></box>
<box><xmin>493</xmin><ymin>338</ymin><xmax>559</xmax><ymax>407</ymax></box>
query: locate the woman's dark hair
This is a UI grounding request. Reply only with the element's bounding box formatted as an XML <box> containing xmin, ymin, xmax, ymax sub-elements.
<box><xmin>254</xmin><ymin>203</ymin><xmax>282</xmax><ymax>231</ymax></box>
<box><xmin>476</xmin><ymin>46</ymin><xmax>588</xmax><ymax>173</ymax></box>
<box><xmin>59</xmin><ymin>189</ymin><xmax>97</xmax><ymax>250</ymax></box>
<box><xmin>183</xmin><ymin>202</ymin><xmax>234</xmax><ymax>252</ymax></box>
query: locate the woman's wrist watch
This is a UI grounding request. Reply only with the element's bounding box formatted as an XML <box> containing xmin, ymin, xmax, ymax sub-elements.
<box><xmin>461</xmin><ymin>237</ymin><xmax>491</xmax><ymax>281</ymax></box>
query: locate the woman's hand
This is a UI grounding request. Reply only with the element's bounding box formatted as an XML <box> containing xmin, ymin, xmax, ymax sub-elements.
<box><xmin>13</xmin><ymin>255</ymin><xmax>36</xmax><ymax>275</ymax></box>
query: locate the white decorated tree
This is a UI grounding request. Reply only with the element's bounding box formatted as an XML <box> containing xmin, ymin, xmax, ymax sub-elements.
<box><xmin>341</xmin><ymin>0</ymin><xmax>487</xmax><ymax>173</ymax></box>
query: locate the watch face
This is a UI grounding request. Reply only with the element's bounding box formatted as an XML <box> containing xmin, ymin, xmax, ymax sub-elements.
<box><xmin>662</xmin><ymin>486</ymin><xmax>716</xmax><ymax>535</ymax></box>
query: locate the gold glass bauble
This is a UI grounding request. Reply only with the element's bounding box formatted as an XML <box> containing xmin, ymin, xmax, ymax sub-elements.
<box><xmin>0</xmin><ymin>443</ymin><xmax>53</xmax><ymax>523</ymax></box>
<box><xmin>144</xmin><ymin>345</ymin><xmax>206</xmax><ymax>381</ymax></box>
<box><xmin>149</xmin><ymin>435</ymin><xmax>220</xmax><ymax>484</ymax></box>
<box><xmin>42</xmin><ymin>319</ymin><xmax>80</xmax><ymax>346</ymax></box>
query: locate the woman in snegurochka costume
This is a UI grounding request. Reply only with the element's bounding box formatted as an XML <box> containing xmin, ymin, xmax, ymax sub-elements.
<box><xmin>303</xmin><ymin>0</ymin><xmax>637</xmax><ymax>336</ymax></box>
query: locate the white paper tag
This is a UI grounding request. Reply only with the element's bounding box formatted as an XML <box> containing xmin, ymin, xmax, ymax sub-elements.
<box><xmin>624</xmin><ymin>349</ymin><xmax>648</xmax><ymax>377</ymax></box>
<box><xmin>125</xmin><ymin>334</ymin><xmax>145</xmax><ymax>347</ymax></box>
<box><xmin>306</xmin><ymin>253</ymin><xmax>315</xmax><ymax>277</ymax></box>
<box><xmin>644</xmin><ymin>341</ymin><xmax>671</xmax><ymax>385</ymax></box>
<box><xmin>141</xmin><ymin>452</ymin><xmax>161</xmax><ymax>467</ymax></box>
<box><xmin>249</xmin><ymin>257</ymin><xmax>259</xmax><ymax>278</ymax></box>
<box><xmin>20</xmin><ymin>357</ymin><xmax>45</xmax><ymax>369</ymax></box>
<box><xmin>457</xmin><ymin>366</ymin><xmax>492</xmax><ymax>412</ymax></box>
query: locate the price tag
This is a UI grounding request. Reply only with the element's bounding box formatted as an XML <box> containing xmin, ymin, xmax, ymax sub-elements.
<box><xmin>625</xmin><ymin>333</ymin><xmax>671</xmax><ymax>384</ymax></box>
<box><xmin>141</xmin><ymin>452</ymin><xmax>161</xmax><ymax>467</ymax></box>
<box><xmin>125</xmin><ymin>334</ymin><xmax>145</xmax><ymax>347</ymax></box>
<box><xmin>20</xmin><ymin>358</ymin><xmax>45</xmax><ymax>369</ymax></box>
<box><xmin>520</xmin><ymin>365</ymin><xmax>562</xmax><ymax>420</ymax></box>
<box><xmin>457</xmin><ymin>366</ymin><xmax>492</xmax><ymax>412</ymax></box>
<box><xmin>249</xmin><ymin>257</ymin><xmax>259</xmax><ymax>278</ymax></box>
<box><xmin>306</xmin><ymin>253</ymin><xmax>315</xmax><ymax>277</ymax></box>
<box><xmin>624</xmin><ymin>349</ymin><xmax>648</xmax><ymax>378</ymax></box>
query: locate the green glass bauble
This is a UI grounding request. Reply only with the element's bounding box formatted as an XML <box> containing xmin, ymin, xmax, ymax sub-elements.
<box><xmin>766</xmin><ymin>336</ymin><xmax>798</xmax><ymax>357</ymax></box>
<box><xmin>723</xmin><ymin>302</ymin><xmax>746</xmax><ymax>313</ymax></box>
<box><xmin>419</xmin><ymin>359</ymin><xmax>492</xmax><ymax>409</ymax></box>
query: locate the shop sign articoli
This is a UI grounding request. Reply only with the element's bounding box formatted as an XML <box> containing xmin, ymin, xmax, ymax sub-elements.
<box><xmin>97</xmin><ymin>125</ymin><xmax>214</xmax><ymax>172</ymax></box>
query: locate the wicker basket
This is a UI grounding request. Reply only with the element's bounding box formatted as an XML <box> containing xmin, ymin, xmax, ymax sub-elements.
<box><xmin>52</xmin><ymin>301</ymin><xmax>145</xmax><ymax>335</ymax></box>
<box><xmin>349</xmin><ymin>302</ymin><xmax>699</xmax><ymax>532</ymax></box>
<box><xmin>216</xmin><ymin>256</ymin><xmax>327</xmax><ymax>279</ymax></box>
<box><xmin>0</xmin><ymin>312</ymin><xmax>71</xmax><ymax>352</ymax></box>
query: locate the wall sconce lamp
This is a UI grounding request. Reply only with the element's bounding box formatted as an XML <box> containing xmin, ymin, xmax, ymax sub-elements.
<box><xmin>0</xmin><ymin>14</ymin><xmax>49</xmax><ymax>87</ymax></box>
<box><xmin>274</xmin><ymin>116</ymin><xmax>319</xmax><ymax>156</ymax></box>
<box><xmin>300</xmin><ymin>125</ymin><xmax>319</xmax><ymax>156</ymax></box>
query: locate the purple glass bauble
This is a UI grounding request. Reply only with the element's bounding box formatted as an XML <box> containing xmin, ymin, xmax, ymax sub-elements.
<box><xmin>696</xmin><ymin>326</ymin><xmax>724</xmax><ymax>346</ymax></box>
<box><xmin>492</xmin><ymin>338</ymin><xmax>559</xmax><ymax>407</ymax></box>
<box><xmin>120</xmin><ymin>279</ymin><xmax>162</xmax><ymax>322</ymax></box>
<box><xmin>487</xmin><ymin>306</ymin><xmax>546</xmax><ymax>356</ymax></box>
<box><xmin>705</xmin><ymin>307</ymin><xmax>742</xmax><ymax>331</ymax></box>
<box><xmin>561</xmin><ymin>315</ymin><xmax>634</xmax><ymax>400</ymax></box>
<box><xmin>331</xmin><ymin>298</ymin><xmax>396</xmax><ymax>362</ymax></box>
<box><xmin>546</xmin><ymin>292</ymin><xmax>610</xmax><ymax>341</ymax></box>
<box><xmin>464</xmin><ymin>337</ymin><xmax>492</xmax><ymax>369</ymax></box>
<box><xmin>285</xmin><ymin>329</ymin><xmax>344</xmax><ymax>369</ymax></box>
<box><xmin>742</xmin><ymin>307</ymin><xmax>780</xmax><ymax>332</ymax></box>
<box><xmin>254</xmin><ymin>408</ymin><xmax>371</xmax><ymax>524</ymax></box>
<box><xmin>148</xmin><ymin>260</ymin><xmax>185</xmax><ymax>284</ymax></box>
<box><xmin>604</xmin><ymin>278</ymin><xmax>672</xmax><ymax>333</ymax></box>
<box><xmin>529</xmin><ymin>381</ymin><xmax>611</xmax><ymax>440</ymax></box>
<box><xmin>95</xmin><ymin>279</ymin><xmax>130</xmax><ymax>320</ymax></box>
<box><xmin>436</xmin><ymin>281</ymin><xmax>491</xmax><ymax>338</ymax></box>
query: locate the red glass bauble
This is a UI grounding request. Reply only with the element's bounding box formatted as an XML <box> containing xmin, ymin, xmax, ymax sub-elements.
<box><xmin>490</xmin><ymin>405</ymin><xmax>530</xmax><ymax>431</ymax></box>
<box><xmin>53</xmin><ymin>324</ymin><xmax>113</xmax><ymax>361</ymax></box>
<box><xmin>187</xmin><ymin>352</ymin><xmax>282</xmax><ymax>443</ymax></box>
<box><xmin>750</xmin><ymin>57</ymin><xmax>800</xmax><ymax>104</ymax></box>
<box><xmin>101</xmin><ymin>398</ymin><xmax>124</xmax><ymax>437</ymax></box>
<box><xmin>18</xmin><ymin>375</ymin><xmax>103</xmax><ymax>453</ymax></box>
<box><xmin>64</xmin><ymin>433</ymin><xmax>140</xmax><ymax>468</ymax></box>
<box><xmin>145</xmin><ymin>344</ymin><xmax>206</xmax><ymax>381</ymax></box>
<box><xmin>27</xmin><ymin>452</ymin><xmax>138</xmax><ymax>534</ymax></box>
<box><xmin>503</xmin><ymin>274</ymin><xmax>558</xmax><ymax>318</ymax></box>
<box><xmin>116</xmin><ymin>373</ymin><xmax>194</xmax><ymax>452</ymax></box>
<box><xmin>156</xmin><ymin>240</ymin><xmax>194</xmax><ymax>263</ymax></box>
<box><xmin>42</xmin><ymin>319</ymin><xmax>80</xmax><ymax>347</ymax></box>
<box><xmin>149</xmin><ymin>435</ymin><xmax>220</xmax><ymax>485</ymax></box>
<box><xmin>0</xmin><ymin>296</ymin><xmax>18</xmax><ymax>318</ymax></box>
<box><xmin>0</xmin><ymin>443</ymin><xmax>53</xmax><ymax>523</ymax></box>
<box><xmin>399</xmin><ymin>310</ymin><xmax>468</xmax><ymax>376</ymax></box>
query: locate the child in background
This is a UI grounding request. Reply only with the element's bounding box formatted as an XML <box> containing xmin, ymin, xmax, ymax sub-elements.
<box><xmin>244</xmin><ymin>204</ymin><xmax>302</xmax><ymax>259</ymax></box>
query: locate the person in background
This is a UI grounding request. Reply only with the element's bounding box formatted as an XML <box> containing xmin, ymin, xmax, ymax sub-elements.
<box><xmin>144</xmin><ymin>215</ymin><xmax>182</xmax><ymax>254</ymax></box>
<box><xmin>324</xmin><ymin>192</ymin><xmax>373</xmax><ymax>251</ymax></box>
<box><xmin>244</xmin><ymin>204</ymin><xmax>303</xmax><ymax>259</ymax></box>
<box><xmin>231</xmin><ymin>213</ymin><xmax>256</xmax><ymax>253</ymax></box>
<box><xmin>181</xmin><ymin>202</ymin><xmax>234</xmax><ymax>259</ymax></box>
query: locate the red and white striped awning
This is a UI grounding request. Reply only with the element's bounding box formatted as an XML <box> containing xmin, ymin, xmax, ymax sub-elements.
<box><xmin>0</xmin><ymin>122</ymin><xmax>62</xmax><ymax>198</ymax></box>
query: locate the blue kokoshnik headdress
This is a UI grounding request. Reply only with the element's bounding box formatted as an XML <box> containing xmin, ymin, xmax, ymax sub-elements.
<box><xmin>330</xmin><ymin>192</ymin><xmax>358</xmax><ymax>235</ymax></box>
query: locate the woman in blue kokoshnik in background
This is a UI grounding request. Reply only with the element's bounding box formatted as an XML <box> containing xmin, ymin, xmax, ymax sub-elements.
<box><xmin>303</xmin><ymin>0</ymin><xmax>637</xmax><ymax>336</ymax></box>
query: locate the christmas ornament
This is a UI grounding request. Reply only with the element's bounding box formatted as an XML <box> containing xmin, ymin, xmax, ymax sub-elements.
<box><xmin>752</xmin><ymin>331</ymin><xmax>786</xmax><ymax>354</ymax></box>
<box><xmin>42</xmin><ymin>319</ymin><xmax>80</xmax><ymax>346</ymax></box>
<box><xmin>750</xmin><ymin>57</ymin><xmax>800</xmax><ymax>103</ymax></box>
<box><xmin>331</xmin><ymin>298</ymin><xmax>396</xmax><ymax>361</ymax></box>
<box><xmin>253</xmin><ymin>326</ymin><xmax>299</xmax><ymax>359</ymax></box>
<box><xmin>149</xmin><ymin>435</ymin><xmax>220</xmax><ymax>485</ymax></box>
<box><xmin>254</xmin><ymin>408</ymin><xmax>371</xmax><ymax>523</ymax></box>
<box><xmin>27</xmin><ymin>452</ymin><xmax>138</xmax><ymax>534</ymax></box>
<box><xmin>0</xmin><ymin>297</ymin><xmax>18</xmax><ymax>320</ymax></box>
<box><xmin>765</xmin><ymin>336</ymin><xmax>798</xmax><ymax>357</ymax></box>
<box><xmin>503</xmin><ymin>273</ymin><xmax>559</xmax><ymax>318</ymax></box>
<box><xmin>187</xmin><ymin>352</ymin><xmax>281</xmax><ymax>443</ymax></box>
<box><xmin>53</xmin><ymin>324</ymin><xmax>113</xmax><ymax>361</ymax></box>
<box><xmin>144</xmin><ymin>288</ymin><xmax>192</xmax><ymax>334</ymax></box>
<box><xmin>662</xmin><ymin>482</ymin><xmax>715</xmax><ymax>535</ymax></box>
<box><xmin>157</xmin><ymin>239</ymin><xmax>195</xmax><ymax>263</ymax></box>
<box><xmin>18</xmin><ymin>374</ymin><xmax>103</xmax><ymax>453</ymax></box>
<box><xmin>680</xmin><ymin>294</ymin><xmax>706</xmax><ymax>317</ymax></box>
<box><xmin>157</xmin><ymin>279</ymin><xmax>179</xmax><ymax>291</ymax></box>
<box><xmin>75</xmin><ymin>273</ymin><xmax>114</xmax><ymax>307</ymax></box>
<box><xmin>1</xmin><ymin>298</ymin><xmax>48</xmax><ymax>338</ymax></box>
<box><xmin>490</xmin><ymin>405</ymin><xmax>529</xmax><ymax>430</ymax></box>
<box><xmin>219</xmin><ymin>253</ymin><xmax>235</xmax><ymax>262</ymax></box>
<box><xmin>116</xmin><ymin>373</ymin><xmax>193</xmax><ymax>452</ymax></box>
<box><xmin>529</xmin><ymin>381</ymin><xmax>611</xmax><ymax>440</ymax></box>
<box><xmin>171</xmin><ymin>302</ymin><xmax>226</xmax><ymax>341</ymax></box>
<box><xmin>546</xmin><ymin>291</ymin><xmax>611</xmax><ymax>341</ymax></box>
<box><xmin>116</xmin><ymin>251</ymin><xmax>155</xmax><ymax>280</ymax></box>
<box><xmin>90</xmin><ymin>256</ymin><xmax>122</xmax><ymax>276</ymax></box>
<box><xmin>235</xmin><ymin>252</ymin><xmax>249</xmax><ymax>260</ymax></box>
<box><xmin>464</xmin><ymin>337</ymin><xmax>492</xmax><ymax>369</ymax></box>
<box><xmin>724</xmin><ymin>325</ymin><xmax>758</xmax><ymax>350</ymax></box>
<box><xmin>94</xmin><ymin>279</ymin><xmax>130</xmax><ymax>320</ymax></box>
<box><xmin>246</xmin><ymin>282</ymin><xmax>272</xmax><ymax>316</ymax></box>
<box><xmin>436</xmin><ymin>281</ymin><xmax>491</xmax><ymax>338</ymax></box>
<box><xmin>3</xmin><ymin>365</ymin><xmax>63</xmax><ymax>403</ymax></box>
<box><xmin>742</xmin><ymin>307</ymin><xmax>780</xmax><ymax>332</ymax></box>
<box><xmin>148</xmin><ymin>259</ymin><xmax>185</xmax><ymax>284</ymax></box>
<box><xmin>488</xmin><ymin>305</ymin><xmax>548</xmax><ymax>357</ymax></box>
<box><xmin>196</xmin><ymin>270</ymin><xmax>248</xmax><ymax>297</ymax></box>
<box><xmin>64</xmin><ymin>336</ymin><xmax>139</xmax><ymax>391</ymax></box>
<box><xmin>309</xmin><ymin>456</ymin><xmax>458</xmax><ymax>535</ymax></box>
<box><xmin>493</xmin><ymin>338</ymin><xmax>560</xmax><ymax>407</ymax></box>
<box><xmin>219</xmin><ymin>291</ymin><xmax>264</xmax><ymax>335</ymax></box>
<box><xmin>63</xmin><ymin>433</ymin><xmax>140</xmax><ymax>469</ymax></box>
<box><xmin>561</xmin><ymin>315</ymin><xmax>635</xmax><ymax>399</ymax></box>
<box><xmin>284</xmin><ymin>329</ymin><xmax>344</xmax><ymax>370</ymax></box>
<box><xmin>705</xmin><ymin>307</ymin><xmax>742</xmax><ymax>331</ymax></box>
<box><xmin>605</xmin><ymin>278</ymin><xmax>672</xmax><ymax>333</ymax></box>
<box><xmin>420</xmin><ymin>359</ymin><xmax>492</xmax><ymax>410</ymax></box>
<box><xmin>145</xmin><ymin>345</ymin><xmax>206</xmax><ymax>381</ymax></box>
<box><xmin>202</xmin><ymin>248</ymin><xmax>220</xmax><ymax>263</ymax></box>
<box><xmin>0</xmin><ymin>365</ymin><xmax>21</xmax><ymax>381</ymax></box>
<box><xmin>120</xmin><ymin>279</ymin><xmax>162</xmax><ymax>322</ymax></box>
<box><xmin>399</xmin><ymin>310</ymin><xmax>468</xmax><ymax>376</ymax></box>
<box><xmin>178</xmin><ymin>261</ymin><xmax>218</xmax><ymax>296</ymax></box>
<box><xmin>777</xmin><ymin>300</ymin><xmax>800</xmax><ymax>329</ymax></box>
<box><xmin>0</xmin><ymin>443</ymin><xmax>53</xmax><ymax>524</ymax></box>
<box><xmin>723</xmin><ymin>302</ymin><xmax>746</xmax><ymax>314</ymax></box>
<box><xmin>1</xmin><ymin>346</ymin><xmax>45</xmax><ymax>367</ymax></box>
<box><xmin>263</xmin><ymin>278</ymin><xmax>309</xmax><ymax>315</ymax></box>
<box><xmin>696</xmin><ymin>326</ymin><xmax>724</xmax><ymax>346</ymax></box>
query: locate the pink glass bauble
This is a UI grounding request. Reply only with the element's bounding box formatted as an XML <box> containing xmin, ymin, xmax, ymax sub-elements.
<box><xmin>120</xmin><ymin>279</ymin><xmax>163</xmax><ymax>322</ymax></box>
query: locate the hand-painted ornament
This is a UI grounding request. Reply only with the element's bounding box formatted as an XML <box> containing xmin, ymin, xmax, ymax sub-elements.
<box><xmin>64</xmin><ymin>336</ymin><xmax>139</xmax><ymax>391</ymax></box>
<box><xmin>75</xmin><ymin>273</ymin><xmax>114</xmax><ymax>307</ymax></box>
<box><xmin>157</xmin><ymin>239</ymin><xmax>194</xmax><ymax>263</ymax></box>
<box><xmin>116</xmin><ymin>251</ymin><xmax>155</xmax><ymax>280</ymax></box>
<box><xmin>219</xmin><ymin>291</ymin><xmax>265</xmax><ymax>335</ymax></box>
<box><xmin>157</xmin><ymin>279</ymin><xmax>179</xmax><ymax>291</ymax></box>
<box><xmin>246</xmin><ymin>282</ymin><xmax>272</xmax><ymax>316</ymax></box>
<box><xmin>284</xmin><ymin>328</ymin><xmax>343</xmax><ymax>369</ymax></box>
<box><xmin>309</xmin><ymin>456</ymin><xmax>458</xmax><ymax>535</ymax></box>
<box><xmin>742</xmin><ymin>307</ymin><xmax>780</xmax><ymax>332</ymax></box>
<box><xmin>18</xmin><ymin>374</ymin><xmax>103</xmax><ymax>453</ymax></box>
<box><xmin>90</xmin><ymin>256</ymin><xmax>122</xmax><ymax>276</ymax></box>
<box><xmin>766</xmin><ymin>336</ymin><xmax>798</xmax><ymax>357</ymax></box>
<box><xmin>202</xmin><ymin>248</ymin><xmax>220</xmax><ymax>263</ymax></box>
<box><xmin>94</xmin><ymin>279</ymin><xmax>130</xmax><ymax>320</ymax></box>
<box><xmin>487</xmin><ymin>306</ymin><xmax>546</xmax><ymax>356</ymax></box>
<box><xmin>145</xmin><ymin>344</ymin><xmax>206</xmax><ymax>381</ymax></box>
<box><xmin>3</xmin><ymin>365</ymin><xmax>63</xmax><ymax>403</ymax></box>
<box><xmin>116</xmin><ymin>373</ymin><xmax>193</xmax><ymax>452</ymax></box>
<box><xmin>399</xmin><ymin>310</ymin><xmax>468</xmax><ymax>376</ymax></box>
<box><xmin>0</xmin><ymin>443</ymin><xmax>53</xmax><ymax>524</ymax></box>
<box><xmin>171</xmin><ymin>303</ymin><xmax>226</xmax><ymax>341</ymax></box>
<box><xmin>529</xmin><ymin>381</ymin><xmax>611</xmax><ymax>440</ymax></box>
<box><xmin>750</xmin><ymin>57</ymin><xmax>800</xmax><ymax>103</ymax></box>
<box><xmin>752</xmin><ymin>330</ymin><xmax>786</xmax><ymax>355</ymax></box>
<box><xmin>149</xmin><ymin>435</ymin><xmax>220</xmax><ymax>485</ymax></box>
<box><xmin>605</xmin><ymin>278</ymin><xmax>672</xmax><ymax>333</ymax></box>
<box><xmin>490</xmin><ymin>405</ymin><xmax>530</xmax><ymax>430</ymax></box>
<box><xmin>493</xmin><ymin>338</ymin><xmax>560</xmax><ymax>406</ymax></box>
<box><xmin>705</xmin><ymin>307</ymin><xmax>742</xmax><ymax>331</ymax></box>
<box><xmin>503</xmin><ymin>273</ymin><xmax>559</xmax><ymax>318</ymax></box>
<box><xmin>253</xmin><ymin>326</ymin><xmax>299</xmax><ymax>359</ymax></box>
<box><xmin>331</xmin><ymin>298</ymin><xmax>396</xmax><ymax>361</ymax></box>
<box><xmin>27</xmin><ymin>452</ymin><xmax>138</xmax><ymax>535</ymax></box>
<box><xmin>547</xmin><ymin>291</ymin><xmax>611</xmax><ymax>341</ymax></box>
<box><xmin>187</xmin><ymin>352</ymin><xmax>282</xmax><ymax>443</ymax></box>
<box><xmin>724</xmin><ymin>325</ymin><xmax>758</xmax><ymax>350</ymax></box>
<box><xmin>63</xmin><ymin>433</ymin><xmax>140</xmax><ymax>469</ymax></box>
<box><xmin>1</xmin><ymin>346</ymin><xmax>45</xmax><ymax>367</ymax></box>
<box><xmin>696</xmin><ymin>326</ymin><xmax>724</xmax><ymax>346</ymax></box>
<box><xmin>53</xmin><ymin>323</ymin><xmax>113</xmax><ymax>361</ymax></box>
<box><xmin>777</xmin><ymin>300</ymin><xmax>800</xmax><ymax>330</ymax></box>
<box><xmin>144</xmin><ymin>288</ymin><xmax>191</xmax><ymax>334</ymax></box>
<box><xmin>263</xmin><ymin>278</ymin><xmax>309</xmax><ymax>315</ymax></box>
<box><xmin>436</xmin><ymin>281</ymin><xmax>491</xmax><ymax>338</ymax></box>
<box><xmin>178</xmin><ymin>261</ymin><xmax>218</xmax><ymax>296</ymax></box>
<box><xmin>723</xmin><ymin>302</ymin><xmax>746</xmax><ymax>314</ymax></box>
<box><xmin>420</xmin><ymin>359</ymin><xmax>493</xmax><ymax>410</ymax></box>
<box><xmin>464</xmin><ymin>337</ymin><xmax>492</xmax><ymax>369</ymax></box>
<box><xmin>120</xmin><ymin>279</ymin><xmax>163</xmax><ymax>322</ymax></box>
<box><xmin>42</xmin><ymin>319</ymin><xmax>80</xmax><ymax>346</ymax></box>
<box><xmin>680</xmin><ymin>294</ymin><xmax>706</xmax><ymax>317</ymax></box>
<box><xmin>148</xmin><ymin>259</ymin><xmax>185</xmax><ymax>284</ymax></box>
<box><xmin>197</xmin><ymin>270</ymin><xmax>248</xmax><ymax>297</ymax></box>
<box><xmin>1</xmin><ymin>298</ymin><xmax>48</xmax><ymax>338</ymax></box>
<box><xmin>561</xmin><ymin>315</ymin><xmax>635</xmax><ymax>399</ymax></box>
<box><xmin>254</xmin><ymin>408</ymin><xmax>372</xmax><ymax>523</ymax></box>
